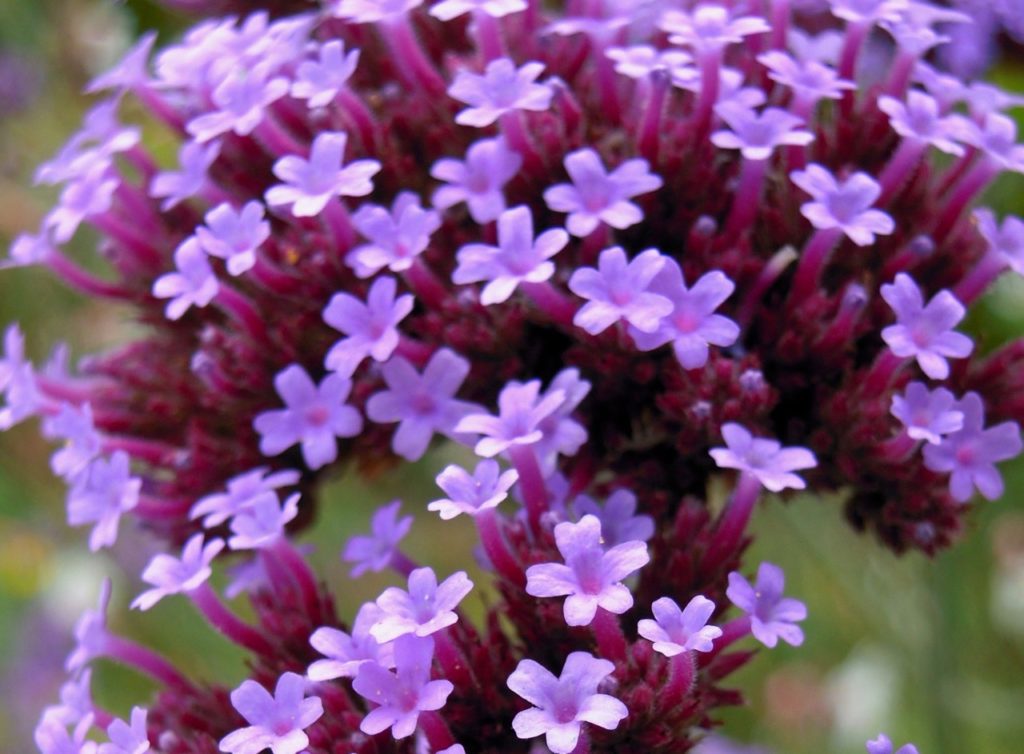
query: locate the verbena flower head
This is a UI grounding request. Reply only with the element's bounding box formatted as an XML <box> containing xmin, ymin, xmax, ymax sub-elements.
<box><xmin>132</xmin><ymin>533</ymin><xmax>224</xmax><ymax>610</ymax></box>
<box><xmin>15</xmin><ymin>0</ymin><xmax>1024</xmax><ymax>751</ymax></box>
<box><xmin>507</xmin><ymin>651</ymin><xmax>627</xmax><ymax>754</ymax></box>
<box><xmin>220</xmin><ymin>672</ymin><xmax>323</xmax><ymax>754</ymax></box>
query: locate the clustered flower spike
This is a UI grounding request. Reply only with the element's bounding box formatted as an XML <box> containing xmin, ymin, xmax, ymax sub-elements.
<box><xmin>15</xmin><ymin>0</ymin><xmax>1024</xmax><ymax>752</ymax></box>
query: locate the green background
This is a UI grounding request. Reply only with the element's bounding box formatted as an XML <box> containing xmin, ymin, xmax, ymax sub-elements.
<box><xmin>0</xmin><ymin>2</ymin><xmax>1023</xmax><ymax>752</ymax></box>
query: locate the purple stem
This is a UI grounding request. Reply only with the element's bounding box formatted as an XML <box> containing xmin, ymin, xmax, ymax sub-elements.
<box><xmin>708</xmin><ymin>616</ymin><xmax>751</xmax><ymax>657</ymax></box>
<box><xmin>337</xmin><ymin>90</ymin><xmax>377</xmax><ymax>149</ymax></box>
<box><xmin>396</xmin><ymin>336</ymin><xmax>435</xmax><ymax>366</ymax></box>
<box><xmin>102</xmin><ymin>635</ymin><xmax>194</xmax><ymax>692</ymax></box>
<box><xmin>883</xmin><ymin>49</ymin><xmax>917</xmax><ymax>98</ymax></box>
<box><xmin>389</xmin><ymin>550</ymin><xmax>419</xmax><ymax>577</ymax></box>
<box><xmin>322</xmin><ymin>200</ymin><xmax>357</xmax><ymax>252</ymax></box>
<box><xmin>101</xmin><ymin>435</ymin><xmax>181</xmax><ymax>465</ymax></box>
<box><xmin>403</xmin><ymin>258</ymin><xmax>449</xmax><ymax>309</ymax></box>
<box><xmin>254</xmin><ymin>117</ymin><xmax>306</xmax><ymax>157</ymax></box>
<box><xmin>878</xmin><ymin>139</ymin><xmax>926</xmax><ymax>204</ymax></box>
<box><xmin>419</xmin><ymin>711</ymin><xmax>456</xmax><ymax>751</ymax></box>
<box><xmin>47</xmin><ymin>253</ymin><xmax>136</xmax><ymax>299</ymax></box>
<box><xmin>933</xmin><ymin>160</ymin><xmax>999</xmax><ymax>240</ymax></box>
<box><xmin>269</xmin><ymin>538</ymin><xmax>321</xmax><ymax>618</ymax></box>
<box><xmin>693</xmin><ymin>49</ymin><xmax>722</xmax><ymax>143</ymax></box>
<box><xmin>863</xmin><ymin>350</ymin><xmax>904</xmax><ymax>394</ymax></box>
<box><xmin>507</xmin><ymin>444</ymin><xmax>549</xmax><ymax>531</ymax></box>
<box><xmin>876</xmin><ymin>432</ymin><xmax>917</xmax><ymax>463</ymax></box>
<box><xmin>769</xmin><ymin>0</ymin><xmax>790</xmax><ymax>50</ymax></box>
<box><xmin>592</xmin><ymin>608</ymin><xmax>628</xmax><ymax>663</ymax></box>
<box><xmin>736</xmin><ymin>245</ymin><xmax>798</xmax><ymax>328</ymax></box>
<box><xmin>189</xmin><ymin>582</ymin><xmax>274</xmax><ymax>654</ymax></box>
<box><xmin>637</xmin><ymin>71</ymin><xmax>669</xmax><ymax>163</ymax></box>
<box><xmin>704</xmin><ymin>472</ymin><xmax>761</xmax><ymax>572</ymax></box>
<box><xmin>500</xmin><ymin>111</ymin><xmax>544</xmax><ymax>175</ymax></box>
<box><xmin>474</xmin><ymin>10</ymin><xmax>504</xmax><ymax>60</ymax></box>
<box><xmin>475</xmin><ymin>509</ymin><xmax>524</xmax><ymax>585</ymax></box>
<box><xmin>662</xmin><ymin>651</ymin><xmax>697</xmax><ymax>712</ymax></box>
<box><xmin>725</xmin><ymin>158</ymin><xmax>768</xmax><ymax>239</ymax></box>
<box><xmin>838</xmin><ymin>19</ymin><xmax>870</xmax><ymax>94</ymax></box>
<box><xmin>523</xmin><ymin>281</ymin><xmax>577</xmax><ymax>328</ymax></box>
<box><xmin>789</xmin><ymin>227</ymin><xmax>844</xmax><ymax>303</ymax></box>
<box><xmin>383</xmin><ymin>17</ymin><xmax>446</xmax><ymax>96</ymax></box>
<box><xmin>434</xmin><ymin>629</ymin><xmax>473</xmax><ymax>689</ymax></box>
<box><xmin>215</xmin><ymin>285</ymin><xmax>268</xmax><ymax>343</ymax></box>
<box><xmin>954</xmin><ymin>252</ymin><xmax>1007</xmax><ymax>306</ymax></box>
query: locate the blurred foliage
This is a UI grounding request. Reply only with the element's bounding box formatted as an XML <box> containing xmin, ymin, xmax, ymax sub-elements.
<box><xmin>0</xmin><ymin>2</ymin><xmax>1022</xmax><ymax>752</ymax></box>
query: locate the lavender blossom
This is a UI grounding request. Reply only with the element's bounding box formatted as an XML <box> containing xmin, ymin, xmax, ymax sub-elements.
<box><xmin>227</xmin><ymin>492</ymin><xmax>300</xmax><ymax>550</ymax></box>
<box><xmin>195</xmin><ymin>201</ymin><xmax>270</xmax><ymax>276</ymax></box>
<box><xmin>35</xmin><ymin>711</ymin><xmax>97</xmax><ymax>754</ymax></box>
<box><xmin>757</xmin><ymin>51</ymin><xmax>854</xmax><ymax>103</ymax></box>
<box><xmin>877</xmin><ymin>91</ymin><xmax>968</xmax><ymax>155</ymax></box>
<box><xmin>322</xmin><ymin>275</ymin><xmax>414</xmax><ymax>376</ymax></box>
<box><xmin>628</xmin><ymin>261</ymin><xmax>740</xmax><ymax>370</ymax></box>
<box><xmin>638</xmin><ymin>595</ymin><xmax>723</xmax><ymax>656</ymax></box>
<box><xmin>568</xmin><ymin>247</ymin><xmax>673</xmax><ymax>335</ymax></box>
<box><xmin>308</xmin><ymin>603</ymin><xmax>396</xmax><ymax>681</ymax></box>
<box><xmin>98</xmin><ymin>707</ymin><xmax>149</xmax><ymax>754</ymax></box>
<box><xmin>829</xmin><ymin>0</ymin><xmax>908</xmax><ymax>24</ymax></box>
<box><xmin>187</xmin><ymin>68</ymin><xmax>289</xmax><ymax>143</ymax></box>
<box><xmin>659</xmin><ymin>4</ymin><xmax>771</xmax><ymax>52</ymax></box>
<box><xmin>348</xmin><ymin>192</ymin><xmax>442</xmax><ymax>277</ymax></box>
<box><xmin>152</xmin><ymin>238</ymin><xmax>219</xmax><ymax>321</ymax></box>
<box><xmin>572</xmin><ymin>489</ymin><xmax>655</xmax><ymax>547</ymax></box>
<box><xmin>711</xmin><ymin>104</ymin><xmax>814</xmax><ymax>161</ymax></box>
<box><xmin>532</xmin><ymin>368</ymin><xmax>590</xmax><ymax>467</ymax></box>
<box><xmin>343</xmin><ymin>500</ymin><xmax>413</xmax><ymax>576</ymax></box>
<box><xmin>190</xmin><ymin>466</ymin><xmax>301</xmax><ymax>528</ymax></box>
<box><xmin>427</xmin><ymin>460</ymin><xmax>519</xmax><ymax>519</ymax></box>
<box><xmin>265</xmin><ymin>131</ymin><xmax>381</xmax><ymax>217</ymax></box>
<box><xmin>353</xmin><ymin>635</ymin><xmax>454</xmax><ymax>739</ymax></box>
<box><xmin>922</xmin><ymin>392</ymin><xmax>1023</xmax><ymax>502</ymax></box>
<box><xmin>219</xmin><ymin>672</ymin><xmax>323</xmax><ymax>754</ymax></box>
<box><xmin>330</xmin><ymin>0</ymin><xmax>424</xmax><ymax>23</ymax></box>
<box><xmin>976</xmin><ymin>208</ymin><xmax>1024</xmax><ymax>275</ymax></box>
<box><xmin>371</xmin><ymin>567</ymin><xmax>474</xmax><ymax>642</ymax></box>
<box><xmin>149</xmin><ymin>140</ymin><xmax>220</xmax><ymax>210</ymax></box>
<box><xmin>880</xmin><ymin>273</ymin><xmax>974</xmax><ymax>380</ymax></box>
<box><xmin>866</xmin><ymin>734</ymin><xmax>920</xmax><ymax>754</ymax></box>
<box><xmin>606</xmin><ymin>45</ymin><xmax>696</xmax><ymax>85</ymax></box>
<box><xmin>890</xmin><ymin>382</ymin><xmax>964</xmax><ymax>445</ymax></box>
<box><xmin>791</xmin><ymin>164</ymin><xmax>895</xmax><ymax>246</ymax></box>
<box><xmin>727</xmin><ymin>562</ymin><xmax>807</xmax><ymax>648</ymax></box>
<box><xmin>132</xmin><ymin>534</ymin><xmax>224</xmax><ymax>610</ymax></box>
<box><xmin>430</xmin><ymin>0</ymin><xmax>527</xmax><ymax>21</ymax></box>
<box><xmin>543</xmin><ymin>149</ymin><xmax>663</xmax><ymax>237</ymax></box>
<box><xmin>291</xmin><ymin>40</ymin><xmax>360</xmax><ymax>108</ymax></box>
<box><xmin>67</xmin><ymin>452</ymin><xmax>141</xmax><ymax>551</ymax></box>
<box><xmin>431</xmin><ymin>137</ymin><xmax>522</xmax><ymax>223</ymax></box>
<box><xmin>449</xmin><ymin>58</ymin><xmax>553</xmax><ymax>127</ymax></box>
<box><xmin>253</xmin><ymin>364</ymin><xmax>363</xmax><ymax>470</ymax></box>
<box><xmin>507</xmin><ymin>651</ymin><xmax>628</xmax><ymax>754</ymax></box>
<box><xmin>526</xmin><ymin>514</ymin><xmax>650</xmax><ymax>626</ymax></box>
<box><xmin>453</xmin><ymin>206</ymin><xmax>569</xmax><ymax>304</ymax></box>
<box><xmin>455</xmin><ymin>378</ymin><xmax>567</xmax><ymax>457</ymax></box>
<box><xmin>42</xmin><ymin>403</ymin><xmax>101</xmax><ymax>480</ymax></box>
<box><xmin>44</xmin><ymin>162</ymin><xmax>119</xmax><ymax>244</ymax></box>
<box><xmin>66</xmin><ymin>580</ymin><xmax>111</xmax><ymax>673</ymax></box>
<box><xmin>710</xmin><ymin>423</ymin><xmax>817</xmax><ymax>492</ymax></box>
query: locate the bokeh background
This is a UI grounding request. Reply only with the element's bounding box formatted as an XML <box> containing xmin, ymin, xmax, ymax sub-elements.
<box><xmin>1</xmin><ymin>2</ymin><xmax>1023</xmax><ymax>752</ymax></box>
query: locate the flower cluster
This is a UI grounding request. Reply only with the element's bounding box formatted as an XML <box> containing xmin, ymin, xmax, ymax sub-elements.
<box><xmin>14</xmin><ymin>0</ymin><xmax>1023</xmax><ymax>751</ymax></box>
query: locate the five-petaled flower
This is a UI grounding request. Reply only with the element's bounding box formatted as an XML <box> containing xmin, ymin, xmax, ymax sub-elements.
<box><xmin>710</xmin><ymin>423</ymin><xmax>817</xmax><ymax>492</ymax></box>
<box><xmin>449</xmin><ymin>58</ymin><xmax>553</xmax><ymax>127</ymax></box>
<box><xmin>219</xmin><ymin>672</ymin><xmax>323</xmax><ymax>754</ymax></box>
<box><xmin>727</xmin><ymin>562</ymin><xmax>807</xmax><ymax>648</ymax></box>
<box><xmin>638</xmin><ymin>595</ymin><xmax>723</xmax><ymax>656</ymax></box>
<box><xmin>371</xmin><ymin>567</ymin><xmax>474</xmax><ymax>642</ymax></box>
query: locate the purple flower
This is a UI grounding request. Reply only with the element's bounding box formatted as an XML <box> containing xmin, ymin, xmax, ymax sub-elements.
<box><xmin>791</xmin><ymin>164</ymin><xmax>895</xmax><ymax>245</ymax></box>
<box><xmin>187</xmin><ymin>68</ymin><xmax>289</xmax><ymax>143</ymax></box>
<box><xmin>195</xmin><ymin>201</ymin><xmax>270</xmax><ymax>276</ymax></box>
<box><xmin>152</xmin><ymin>238</ymin><xmax>220</xmax><ymax>321</ymax></box>
<box><xmin>253</xmin><ymin>364</ymin><xmax>363</xmax><ymax>470</ymax></box>
<box><xmin>265</xmin><ymin>131</ymin><xmax>381</xmax><ymax>217</ymax></box>
<box><xmin>455</xmin><ymin>378</ymin><xmax>568</xmax><ymax>457</ymax></box>
<box><xmin>35</xmin><ymin>711</ymin><xmax>97</xmax><ymax>754</ymax></box>
<box><xmin>45</xmin><ymin>161</ymin><xmax>119</xmax><ymax>244</ymax></box>
<box><xmin>322</xmin><ymin>276</ymin><xmax>414</xmax><ymax>376</ymax></box>
<box><xmin>0</xmin><ymin>352</ymin><xmax>40</xmax><ymax>430</ymax></box>
<box><xmin>347</xmin><ymin>192</ymin><xmax>442</xmax><ymax>278</ymax></box>
<box><xmin>453</xmin><ymin>206</ymin><xmax>569</xmax><ymax>304</ymax></box>
<box><xmin>525</xmin><ymin>514</ymin><xmax>650</xmax><ymax>626</ymax></box>
<box><xmin>960</xmin><ymin>112</ymin><xmax>1024</xmax><ymax>173</ymax></box>
<box><xmin>880</xmin><ymin>273</ymin><xmax>974</xmax><ymax>380</ymax></box>
<box><xmin>98</xmin><ymin>707</ymin><xmax>149</xmax><ymax>754</ymax></box>
<box><xmin>727</xmin><ymin>562</ymin><xmax>807</xmax><ymax>648</ymax></box>
<box><xmin>711</xmin><ymin>104</ymin><xmax>814</xmax><ymax>161</ymax></box>
<box><xmin>533</xmin><ymin>368</ymin><xmax>590</xmax><ymax>467</ymax></box>
<box><xmin>431</xmin><ymin>137</ymin><xmax>522</xmax><ymax>223</ymax></box>
<box><xmin>86</xmin><ymin>32</ymin><xmax>155</xmax><ymax>93</ymax></box>
<box><xmin>877</xmin><ymin>91</ymin><xmax>968</xmax><ymax>156</ymax></box>
<box><xmin>66</xmin><ymin>579</ymin><xmax>111</xmax><ymax>673</ymax></box>
<box><xmin>330</xmin><ymin>0</ymin><xmax>424</xmax><ymax>23</ymax></box>
<box><xmin>149</xmin><ymin>140</ymin><xmax>220</xmax><ymax>210</ymax></box>
<box><xmin>67</xmin><ymin>452</ymin><xmax>141</xmax><ymax>551</ymax></box>
<box><xmin>190</xmin><ymin>466</ymin><xmax>301</xmax><ymax>528</ymax></box>
<box><xmin>568</xmin><ymin>246</ymin><xmax>674</xmax><ymax>335</ymax></box>
<box><xmin>922</xmin><ymin>392</ymin><xmax>1023</xmax><ymax>502</ymax></box>
<box><xmin>829</xmin><ymin>0</ymin><xmax>907</xmax><ymax>24</ymax></box>
<box><xmin>430</xmin><ymin>0</ymin><xmax>527</xmax><ymax>21</ymax></box>
<box><xmin>219</xmin><ymin>672</ymin><xmax>323</xmax><ymax>754</ymax></box>
<box><xmin>976</xmin><ymin>208</ymin><xmax>1024</xmax><ymax>276</ymax></box>
<box><xmin>308</xmin><ymin>603</ymin><xmax>396</xmax><ymax>681</ymax></box>
<box><xmin>427</xmin><ymin>460</ymin><xmax>519</xmax><ymax>520</ymax></box>
<box><xmin>449</xmin><ymin>58</ymin><xmax>553</xmax><ymax>127</ymax></box>
<box><xmin>606</xmin><ymin>45</ymin><xmax>696</xmax><ymax>84</ymax></box>
<box><xmin>0</xmin><ymin>323</ymin><xmax>27</xmax><ymax>392</ymax></box>
<box><xmin>659</xmin><ymin>5</ymin><xmax>770</xmax><ymax>52</ymax></box>
<box><xmin>866</xmin><ymin>733</ymin><xmax>920</xmax><ymax>754</ymax></box>
<box><xmin>43</xmin><ymin>402</ymin><xmax>101</xmax><ymax>480</ymax></box>
<box><xmin>638</xmin><ymin>595</ymin><xmax>723</xmax><ymax>656</ymax></box>
<box><xmin>757</xmin><ymin>51</ymin><xmax>854</xmax><ymax>103</ymax></box>
<box><xmin>572</xmin><ymin>488</ymin><xmax>654</xmax><ymax>547</ymax></box>
<box><xmin>371</xmin><ymin>567</ymin><xmax>474</xmax><ymax>642</ymax></box>
<box><xmin>628</xmin><ymin>261</ymin><xmax>740</xmax><ymax>370</ymax></box>
<box><xmin>507</xmin><ymin>651</ymin><xmax>628</xmax><ymax>754</ymax></box>
<box><xmin>353</xmin><ymin>635</ymin><xmax>454</xmax><ymax>739</ymax></box>
<box><xmin>710</xmin><ymin>423</ymin><xmax>817</xmax><ymax>492</ymax></box>
<box><xmin>543</xmin><ymin>149</ymin><xmax>663</xmax><ymax>237</ymax></box>
<box><xmin>132</xmin><ymin>534</ymin><xmax>224</xmax><ymax>611</ymax></box>
<box><xmin>227</xmin><ymin>492</ymin><xmax>301</xmax><ymax>550</ymax></box>
<box><xmin>47</xmin><ymin>669</ymin><xmax>95</xmax><ymax>726</ymax></box>
<box><xmin>343</xmin><ymin>500</ymin><xmax>413</xmax><ymax>577</ymax></box>
<box><xmin>890</xmin><ymin>382</ymin><xmax>964</xmax><ymax>445</ymax></box>
<box><xmin>366</xmin><ymin>348</ymin><xmax>479</xmax><ymax>461</ymax></box>
<box><xmin>291</xmin><ymin>40</ymin><xmax>360</xmax><ymax>108</ymax></box>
